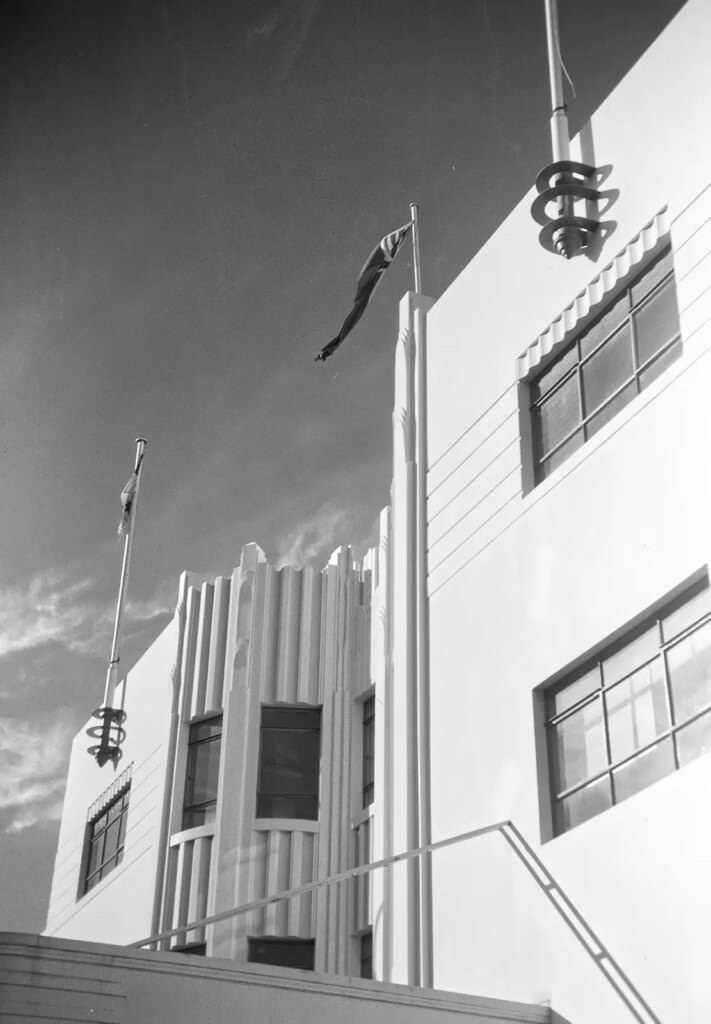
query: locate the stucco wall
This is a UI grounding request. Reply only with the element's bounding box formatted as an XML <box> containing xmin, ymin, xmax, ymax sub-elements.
<box><xmin>417</xmin><ymin>1</ymin><xmax>711</xmax><ymax>1022</ymax></box>
<box><xmin>44</xmin><ymin>612</ymin><xmax>181</xmax><ymax>944</ymax></box>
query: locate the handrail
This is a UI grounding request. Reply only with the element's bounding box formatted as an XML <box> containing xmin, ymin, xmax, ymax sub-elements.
<box><xmin>131</xmin><ymin>818</ymin><xmax>662</xmax><ymax>1024</ymax></box>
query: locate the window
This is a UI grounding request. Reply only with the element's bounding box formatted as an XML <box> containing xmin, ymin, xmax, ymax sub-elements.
<box><xmin>362</xmin><ymin>696</ymin><xmax>375</xmax><ymax>808</ymax></box>
<box><xmin>83</xmin><ymin>786</ymin><xmax>130</xmax><ymax>893</ymax></box>
<box><xmin>182</xmin><ymin>715</ymin><xmax>222</xmax><ymax>829</ymax></box>
<box><xmin>256</xmin><ymin>706</ymin><xmax>321</xmax><ymax>819</ymax></box>
<box><xmin>171</xmin><ymin>942</ymin><xmax>206</xmax><ymax>956</ymax></box>
<box><xmin>531</xmin><ymin>246</ymin><xmax>681</xmax><ymax>482</ymax></box>
<box><xmin>248</xmin><ymin>937</ymin><xmax>315</xmax><ymax>970</ymax></box>
<box><xmin>546</xmin><ymin>580</ymin><xmax>711</xmax><ymax>835</ymax></box>
<box><xmin>360</xmin><ymin>930</ymin><xmax>373</xmax><ymax>979</ymax></box>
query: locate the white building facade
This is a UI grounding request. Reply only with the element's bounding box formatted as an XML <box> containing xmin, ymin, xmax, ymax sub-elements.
<box><xmin>45</xmin><ymin>2</ymin><xmax>711</xmax><ymax>1022</ymax></box>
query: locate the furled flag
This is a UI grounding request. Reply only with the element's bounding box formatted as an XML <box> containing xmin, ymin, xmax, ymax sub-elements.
<box><xmin>117</xmin><ymin>451</ymin><xmax>145</xmax><ymax>538</ymax></box>
<box><xmin>315</xmin><ymin>222</ymin><xmax>412</xmax><ymax>362</ymax></box>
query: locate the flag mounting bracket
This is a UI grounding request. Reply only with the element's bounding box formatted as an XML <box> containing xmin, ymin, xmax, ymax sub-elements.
<box><xmin>531</xmin><ymin>160</ymin><xmax>601</xmax><ymax>259</ymax></box>
<box><xmin>87</xmin><ymin>706</ymin><xmax>127</xmax><ymax>767</ymax></box>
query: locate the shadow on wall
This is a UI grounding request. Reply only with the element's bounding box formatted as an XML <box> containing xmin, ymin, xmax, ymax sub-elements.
<box><xmin>551</xmin><ymin>1013</ymin><xmax>575</xmax><ymax>1024</ymax></box>
<box><xmin>579</xmin><ymin>120</ymin><xmax>618</xmax><ymax>263</ymax></box>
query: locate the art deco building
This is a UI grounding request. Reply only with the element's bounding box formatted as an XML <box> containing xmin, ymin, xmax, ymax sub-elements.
<box><xmin>39</xmin><ymin>3</ymin><xmax>711</xmax><ymax>1023</ymax></box>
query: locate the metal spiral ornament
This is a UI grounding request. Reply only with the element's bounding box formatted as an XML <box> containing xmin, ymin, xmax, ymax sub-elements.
<box><xmin>86</xmin><ymin>707</ymin><xmax>127</xmax><ymax>767</ymax></box>
<box><xmin>531</xmin><ymin>160</ymin><xmax>600</xmax><ymax>259</ymax></box>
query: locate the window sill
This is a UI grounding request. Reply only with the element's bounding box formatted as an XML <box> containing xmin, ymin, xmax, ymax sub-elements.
<box><xmin>170</xmin><ymin>823</ymin><xmax>216</xmax><ymax>846</ymax></box>
<box><xmin>253</xmin><ymin>818</ymin><xmax>320</xmax><ymax>833</ymax></box>
<box><xmin>350</xmin><ymin>807</ymin><xmax>373</xmax><ymax>829</ymax></box>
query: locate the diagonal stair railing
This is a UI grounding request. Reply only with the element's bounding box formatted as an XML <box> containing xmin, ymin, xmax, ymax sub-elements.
<box><xmin>131</xmin><ymin>819</ymin><xmax>662</xmax><ymax>1024</ymax></box>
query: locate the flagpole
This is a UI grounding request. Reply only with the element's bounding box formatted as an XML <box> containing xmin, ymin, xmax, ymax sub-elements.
<box><xmin>87</xmin><ymin>437</ymin><xmax>147</xmax><ymax>767</ymax></box>
<box><xmin>410</xmin><ymin>203</ymin><xmax>422</xmax><ymax>294</ymax></box>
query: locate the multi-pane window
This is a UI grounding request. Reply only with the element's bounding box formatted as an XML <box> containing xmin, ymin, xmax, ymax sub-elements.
<box><xmin>362</xmin><ymin>696</ymin><xmax>375</xmax><ymax>808</ymax></box>
<box><xmin>182</xmin><ymin>715</ymin><xmax>222</xmax><ymax>829</ymax></box>
<box><xmin>83</xmin><ymin>786</ymin><xmax>130</xmax><ymax>894</ymax></box>
<box><xmin>531</xmin><ymin>246</ymin><xmax>681</xmax><ymax>482</ymax></box>
<box><xmin>256</xmin><ymin>706</ymin><xmax>321</xmax><ymax>819</ymax></box>
<box><xmin>248</xmin><ymin>937</ymin><xmax>315</xmax><ymax>970</ymax></box>
<box><xmin>546</xmin><ymin>580</ymin><xmax>711</xmax><ymax>836</ymax></box>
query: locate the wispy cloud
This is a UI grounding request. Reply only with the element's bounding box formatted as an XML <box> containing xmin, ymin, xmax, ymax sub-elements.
<box><xmin>245</xmin><ymin>1</ymin><xmax>321</xmax><ymax>84</ymax></box>
<box><xmin>246</xmin><ymin>11</ymin><xmax>283</xmax><ymax>43</ymax></box>
<box><xmin>274</xmin><ymin>502</ymin><xmax>353</xmax><ymax>569</ymax></box>
<box><xmin>0</xmin><ymin>570</ymin><xmax>175</xmax><ymax>660</ymax></box>
<box><xmin>0</xmin><ymin>719</ymin><xmax>69</xmax><ymax>833</ymax></box>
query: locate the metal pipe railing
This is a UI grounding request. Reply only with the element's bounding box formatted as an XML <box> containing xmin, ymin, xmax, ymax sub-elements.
<box><xmin>131</xmin><ymin>818</ymin><xmax>662</xmax><ymax>1024</ymax></box>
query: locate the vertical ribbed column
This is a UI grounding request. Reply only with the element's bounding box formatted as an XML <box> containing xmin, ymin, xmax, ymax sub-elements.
<box><xmin>258</xmin><ymin>566</ymin><xmax>281</xmax><ymax>704</ymax></box>
<box><xmin>276</xmin><ymin>568</ymin><xmax>302</xmax><ymax>703</ymax></box>
<box><xmin>179</xmin><ymin>587</ymin><xmax>201</xmax><ymax>720</ymax></box>
<box><xmin>299</xmin><ymin>568</ymin><xmax>322</xmax><ymax>704</ymax></box>
<box><xmin>190</xmin><ymin>582</ymin><xmax>214</xmax><ymax>719</ymax></box>
<box><xmin>264</xmin><ymin>831</ymin><xmax>291</xmax><ymax>934</ymax></box>
<box><xmin>205</xmin><ymin>576</ymin><xmax>230</xmax><ymax>713</ymax></box>
<box><xmin>186</xmin><ymin>836</ymin><xmax>212</xmax><ymax>945</ymax></box>
<box><xmin>288</xmin><ymin>831</ymin><xmax>316</xmax><ymax>937</ymax></box>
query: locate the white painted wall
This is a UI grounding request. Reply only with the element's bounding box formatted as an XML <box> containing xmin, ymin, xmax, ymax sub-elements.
<box><xmin>44</xmin><ymin>610</ymin><xmax>181</xmax><ymax>944</ymax></box>
<box><xmin>410</xmin><ymin>1</ymin><xmax>711</xmax><ymax>1022</ymax></box>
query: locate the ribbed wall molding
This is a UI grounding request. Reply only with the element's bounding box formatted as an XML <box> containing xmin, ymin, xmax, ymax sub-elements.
<box><xmin>517</xmin><ymin>207</ymin><xmax>670</xmax><ymax>379</ymax></box>
<box><xmin>158</xmin><ymin>542</ymin><xmax>376</xmax><ymax>977</ymax></box>
<box><xmin>162</xmin><ymin>835</ymin><xmax>212</xmax><ymax>948</ymax></box>
<box><xmin>352</xmin><ymin>815</ymin><xmax>373</xmax><ymax>935</ymax></box>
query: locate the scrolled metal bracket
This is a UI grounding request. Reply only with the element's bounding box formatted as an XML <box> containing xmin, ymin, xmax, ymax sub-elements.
<box><xmin>86</xmin><ymin>706</ymin><xmax>127</xmax><ymax>767</ymax></box>
<box><xmin>532</xmin><ymin>160</ymin><xmax>600</xmax><ymax>259</ymax></box>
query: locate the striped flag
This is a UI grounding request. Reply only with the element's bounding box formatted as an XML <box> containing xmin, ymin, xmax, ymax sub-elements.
<box><xmin>315</xmin><ymin>222</ymin><xmax>412</xmax><ymax>362</ymax></box>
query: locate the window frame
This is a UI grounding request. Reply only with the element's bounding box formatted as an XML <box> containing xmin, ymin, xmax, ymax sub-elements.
<box><xmin>362</xmin><ymin>696</ymin><xmax>375</xmax><ymax>808</ymax></box>
<box><xmin>81</xmin><ymin>784</ymin><xmax>131</xmax><ymax>895</ymax></box>
<box><xmin>545</xmin><ymin>579</ymin><xmax>711</xmax><ymax>836</ymax></box>
<box><xmin>256</xmin><ymin>705</ymin><xmax>322</xmax><ymax>821</ymax></box>
<box><xmin>182</xmin><ymin>714</ymin><xmax>223</xmax><ymax>830</ymax></box>
<box><xmin>529</xmin><ymin>245</ymin><xmax>681</xmax><ymax>483</ymax></box>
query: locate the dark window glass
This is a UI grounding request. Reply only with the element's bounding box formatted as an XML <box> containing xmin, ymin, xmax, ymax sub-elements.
<box><xmin>634</xmin><ymin>277</ymin><xmax>680</xmax><ymax>367</ymax></box>
<box><xmin>531</xmin><ymin>246</ymin><xmax>680</xmax><ymax>482</ymax></box>
<box><xmin>248</xmin><ymin>937</ymin><xmax>315</xmax><ymax>970</ymax></box>
<box><xmin>182</xmin><ymin>715</ymin><xmax>222</xmax><ymax>829</ymax></box>
<box><xmin>547</xmin><ymin>581</ymin><xmax>711</xmax><ymax>835</ymax></box>
<box><xmin>553</xmin><ymin>776</ymin><xmax>612</xmax><ymax>834</ymax></box>
<box><xmin>360</xmin><ymin>930</ymin><xmax>373</xmax><ymax>980</ymax></box>
<box><xmin>83</xmin><ymin>786</ymin><xmax>131</xmax><ymax>894</ymax></box>
<box><xmin>580</xmin><ymin>323</ymin><xmax>634</xmax><ymax>416</ymax></box>
<box><xmin>256</xmin><ymin>706</ymin><xmax>321</xmax><ymax>820</ymax></box>
<box><xmin>534</xmin><ymin>374</ymin><xmax>579</xmax><ymax>458</ymax></box>
<box><xmin>362</xmin><ymin>697</ymin><xmax>375</xmax><ymax>808</ymax></box>
<box><xmin>171</xmin><ymin>942</ymin><xmax>206</xmax><ymax>956</ymax></box>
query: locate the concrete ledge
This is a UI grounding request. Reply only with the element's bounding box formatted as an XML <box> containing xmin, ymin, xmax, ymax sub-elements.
<box><xmin>1</xmin><ymin>933</ymin><xmax>550</xmax><ymax>1024</ymax></box>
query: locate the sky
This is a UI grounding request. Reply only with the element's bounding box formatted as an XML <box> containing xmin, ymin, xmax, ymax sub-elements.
<box><xmin>0</xmin><ymin>0</ymin><xmax>687</xmax><ymax>933</ymax></box>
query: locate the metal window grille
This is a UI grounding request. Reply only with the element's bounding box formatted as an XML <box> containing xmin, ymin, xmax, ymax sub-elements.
<box><xmin>531</xmin><ymin>246</ymin><xmax>681</xmax><ymax>483</ymax></box>
<box><xmin>546</xmin><ymin>579</ymin><xmax>711</xmax><ymax>835</ymax></box>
